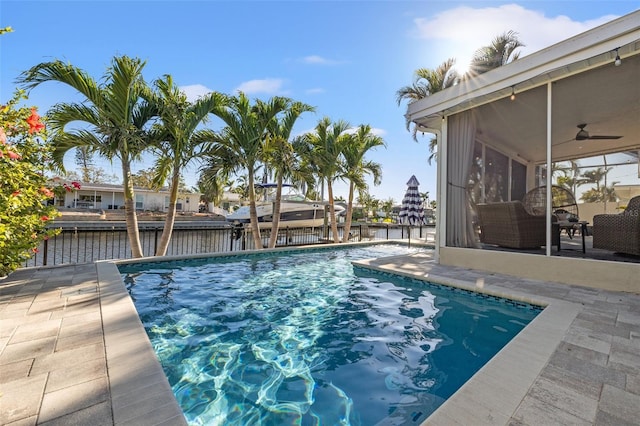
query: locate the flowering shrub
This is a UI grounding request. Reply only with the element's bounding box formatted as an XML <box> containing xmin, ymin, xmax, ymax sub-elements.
<box><xmin>0</xmin><ymin>90</ymin><xmax>60</xmax><ymax>276</ymax></box>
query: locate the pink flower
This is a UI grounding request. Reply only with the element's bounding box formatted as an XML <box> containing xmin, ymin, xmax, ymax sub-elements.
<box><xmin>32</xmin><ymin>247</ymin><xmax>40</xmax><ymax>253</ymax></box>
<box><xmin>40</xmin><ymin>215</ymin><xmax>50</xmax><ymax>221</ymax></box>
<box><xmin>0</xmin><ymin>127</ymin><xmax>6</xmax><ymax>144</ymax></box>
<box><xmin>7</xmin><ymin>150</ymin><xmax>21</xmax><ymax>160</ymax></box>
<box><xmin>40</xmin><ymin>187</ymin><xmax>54</xmax><ymax>197</ymax></box>
<box><xmin>11</xmin><ymin>190</ymin><xmax>20</xmax><ymax>197</ymax></box>
<box><xmin>71</xmin><ymin>181</ymin><xmax>81</xmax><ymax>189</ymax></box>
<box><xmin>27</xmin><ymin>108</ymin><xmax>45</xmax><ymax>134</ymax></box>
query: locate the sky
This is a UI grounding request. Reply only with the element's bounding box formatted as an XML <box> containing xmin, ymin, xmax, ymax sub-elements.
<box><xmin>1</xmin><ymin>0</ymin><xmax>638</xmax><ymax>204</ymax></box>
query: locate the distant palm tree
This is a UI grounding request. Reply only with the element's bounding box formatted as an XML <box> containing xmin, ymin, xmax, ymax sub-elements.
<box><xmin>381</xmin><ymin>198</ymin><xmax>395</xmax><ymax>219</ymax></box>
<box><xmin>148</xmin><ymin>75</ymin><xmax>227</xmax><ymax>256</ymax></box>
<box><xmin>420</xmin><ymin>191</ymin><xmax>430</xmax><ymax>209</ymax></box>
<box><xmin>357</xmin><ymin>191</ymin><xmax>379</xmax><ymax>221</ymax></box>
<box><xmin>202</xmin><ymin>93</ymin><xmax>289</xmax><ymax>249</ymax></box>
<box><xmin>554</xmin><ymin>160</ymin><xmax>581</xmax><ymax>196</ymax></box>
<box><xmin>427</xmin><ymin>137</ymin><xmax>438</xmax><ymax>165</ymax></box>
<box><xmin>340</xmin><ymin>125</ymin><xmax>384</xmax><ymax>242</ymax></box>
<box><xmin>196</xmin><ymin>174</ymin><xmax>226</xmax><ymax>207</ymax></box>
<box><xmin>601</xmin><ymin>182</ymin><xmax>619</xmax><ymax>203</ymax></box>
<box><xmin>466</xmin><ymin>31</ymin><xmax>524</xmax><ymax>77</ymax></box>
<box><xmin>299</xmin><ymin>117</ymin><xmax>351</xmax><ymax>242</ymax></box>
<box><xmin>578</xmin><ymin>167</ymin><xmax>610</xmax><ymax>193</ymax></box>
<box><xmin>262</xmin><ymin>99</ymin><xmax>314</xmax><ymax>248</ymax></box>
<box><xmin>18</xmin><ymin>55</ymin><xmax>156</xmax><ymax>257</ymax></box>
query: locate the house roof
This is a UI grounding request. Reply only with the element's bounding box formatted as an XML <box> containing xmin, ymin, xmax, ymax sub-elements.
<box><xmin>407</xmin><ymin>10</ymin><xmax>640</xmax><ymax>164</ymax></box>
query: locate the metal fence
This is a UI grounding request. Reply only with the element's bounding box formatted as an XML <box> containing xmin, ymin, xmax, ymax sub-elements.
<box><xmin>25</xmin><ymin>223</ymin><xmax>435</xmax><ymax>268</ymax></box>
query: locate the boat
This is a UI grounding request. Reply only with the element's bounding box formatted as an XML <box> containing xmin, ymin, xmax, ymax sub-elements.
<box><xmin>226</xmin><ymin>184</ymin><xmax>345</xmax><ymax>228</ymax></box>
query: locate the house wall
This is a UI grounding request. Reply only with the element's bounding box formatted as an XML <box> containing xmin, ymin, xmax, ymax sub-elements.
<box><xmin>141</xmin><ymin>193</ymin><xmax>200</xmax><ymax>212</ymax></box>
<box><xmin>578</xmin><ymin>202</ymin><xmax>623</xmax><ymax>225</ymax></box>
<box><xmin>439</xmin><ymin>246</ymin><xmax>639</xmax><ymax>293</ymax></box>
<box><xmin>61</xmin><ymin>191</ymin><xmax>125</xmax><ymax>209</ymax></box>
<box><xmin>60</xmin><ymin>190</ymin><xmax>200</xmax><ymax>212</ymax></box>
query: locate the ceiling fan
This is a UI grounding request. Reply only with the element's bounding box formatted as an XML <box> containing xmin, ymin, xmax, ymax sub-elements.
<box><xmin>575</xmin><ymin>123</ymin><xmax>622</xmax><ymax>141</ymax></box>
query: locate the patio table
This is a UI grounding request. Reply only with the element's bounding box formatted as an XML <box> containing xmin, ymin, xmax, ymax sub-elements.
<box><xmin>556</xmin><ymin>220</ymin><xmax>589</xmax><ymax>253</ymax></box>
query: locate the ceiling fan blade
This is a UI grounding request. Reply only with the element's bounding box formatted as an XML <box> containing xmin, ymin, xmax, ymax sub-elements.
<box><xmin>588</xmin><ymin>135</ymin><xmax>623</xmax><ymax>140</ymax></box>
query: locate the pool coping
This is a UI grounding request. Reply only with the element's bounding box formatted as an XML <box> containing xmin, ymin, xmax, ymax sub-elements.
<box><xmin>103</xmin><ymin>242</ymin><xmax>579</xmax><ymax>425</ymax></box>
<box><xmin>97</xmin><ymin>261</ymin><xmax>188</xmax><ymax>425</ymax></box>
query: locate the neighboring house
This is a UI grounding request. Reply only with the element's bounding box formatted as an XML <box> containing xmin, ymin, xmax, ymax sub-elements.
<box><xmin>54</xmin><ymin>182</ymin><xmax>202</xmax><ymax>213</ymax></box>
<box><xmin>614</xmin><ymin>184</ymin><xmax>640</xmax><ymax>204</ymax></box>
<box><xmin>218</xmin><ymin>191</ymin><xmax>242</xmax><ymax>213</ymax></box>
<box><xmin>406</xmin><ymin>11</ymin><xmax>639</xmax><ymax>292</ymax></box>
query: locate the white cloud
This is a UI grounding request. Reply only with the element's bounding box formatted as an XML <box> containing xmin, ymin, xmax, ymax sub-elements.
<box><xmin>412</xmin><ymin>4</ymin><xmax>620</xmax><ymax>72</ymax></box>
<box><xmin>305</xmin><ymin>87</ymin><xmax>325</xmax><ymax>95</ymax></box>
<box><xmin>235</xmin><ymin>78</ymin><xmax>287</xmax><ymax>95</ymax></box>
<box><xmin>180</xmin><ymin>84</ymin><xmax>212</xmax><ymax>102</ymax></box>
<box><xmin>301</xmin><ymin>55</ymin><xmax>341</xmax><ymax>65</ymax></box>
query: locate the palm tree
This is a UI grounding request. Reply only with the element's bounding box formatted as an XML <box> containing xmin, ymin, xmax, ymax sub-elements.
<box><xmin>340</xmin><ymin>125</ymin><xmax>384</xmax><ymax>242</ymax></box>
<box><xmin>395</xmin><ymin>58</ymin><xmax>459</xmax><ymax>106</ymax></box>
<box><xmin>299</xmin><ymin>117</ymin><xmax>351</xmax><ymax>242</ymax></box>
<box><xmin>578</xmin><ymin>167</ymin><xmax>610</xmax><ymax>194</ymax></box>
<box><xmin>148</xmin><ymin>75</ymin><xmax>227</xmax><ymax>256</ymax></box>
<box><xmin>420</xmin><ymin>191</ymin><xmax>430</xmax><ymax>209</ymax></box>
<box><xmin>196</xmin><ymin>174</ymin><xmax>231</xmax><ymax>207</ymax></box>
<box><xmin>202</xmin><ymin>93</ymin><xmax>289</xmax><ymax>249</ymax></box>
<box><xmin>398</xmin><ymin>32</ymin><xmax>524</xmax><ymax>161</ymax></box>
<box><xmin>381</xmin><ymin>198</ymin><xmax>395</xmax><ymax>220</ymax></box>
<box><xmin>18</xmin><ymin>55</ymin><xmax>156</xmax><ymax>257</ymax></box>
<box><xmin>554</xmin><ymin>160</ymin><xmax>581</xmax><ymax>196</ymax></box>
<box><xmin>466</xmin><ymin>30</ymin><xmax>524</xmax><ymax>77</ymax></box>
<box><xmin>357</xmin><ymin>191</ymin><xmax>379</xmax><ymax>221</ymax></box>
<box><xmin>396</xmin><ymin>58</ymin><xmax>459</xmax><ymax>142</ymax></box>
<box><xmin>262</xmin><ymin>100</ymin><xmax>314</xmax><ymax>248</ymax></box>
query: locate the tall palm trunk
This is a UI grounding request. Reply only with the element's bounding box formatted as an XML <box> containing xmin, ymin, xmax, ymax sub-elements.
<box><xmin>268</xmin><ymin>174</ymin><xmax>284</xmax><ymax>248</ymax></box>
<box><xmin>247</xmin><ymin>171</ymin><xmax>263</xmax><ymax>249</ymax></box>
<box><xmin>156</xmin><ymin>167</ymin><xmax>180</xmax><ymax>256</ymax></box>
<box><xmin>341</xmin><ymin>181</ymin><xmax>355</xmax><ymax>243</ymax></box>
<box><xmin>122</xmin><ymin>161</ymin><xmax>144</xmax><ymax>258</ymax></box>
<box><xmin>327</xmin><ymin>182</ymin><xmax>339</xmax><ymax>242</ymax></box>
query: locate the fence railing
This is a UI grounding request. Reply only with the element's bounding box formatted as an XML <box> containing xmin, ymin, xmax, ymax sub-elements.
<box><xmin>25</xmin><ymin>223</ymin><xmax>435</xmax><ymax>268</ymax></box>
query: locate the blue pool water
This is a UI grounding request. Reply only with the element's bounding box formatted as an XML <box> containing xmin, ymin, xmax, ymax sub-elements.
<box><xmin>120</xmin><ymin>245</ymin><xmax>541</xmax><ymax>425</ymax></box>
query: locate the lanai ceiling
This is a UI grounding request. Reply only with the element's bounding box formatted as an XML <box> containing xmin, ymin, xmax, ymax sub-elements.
<box><xmin>473</xmin><ymin>50</ymin><xmax>640</xmax><ymax>164</ymax></box>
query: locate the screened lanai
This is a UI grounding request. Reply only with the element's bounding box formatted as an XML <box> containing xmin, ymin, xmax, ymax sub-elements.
<box><xmin>406</xmin><ymin>10</ymin><xmax>640</xmax><ymax>291</ymax></box>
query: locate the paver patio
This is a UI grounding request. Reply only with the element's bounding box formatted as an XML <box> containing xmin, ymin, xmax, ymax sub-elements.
<box><xmin>1</xmin><ymin>248</ymin><xmax>638</xmax><ymax>425</ymax></box>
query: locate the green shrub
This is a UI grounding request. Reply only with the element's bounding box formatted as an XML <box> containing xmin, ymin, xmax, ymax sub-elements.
<box><xmin>1</xmin><ymin>91</ymin><xmax>60</xmax><ymax>276</ymax></box>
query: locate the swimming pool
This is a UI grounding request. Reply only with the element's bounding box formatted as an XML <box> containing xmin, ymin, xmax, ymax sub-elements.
<box><xmin>120</xmin><ymin>245</ymin><xmax>541</xmax><ymax>425</ymax></box>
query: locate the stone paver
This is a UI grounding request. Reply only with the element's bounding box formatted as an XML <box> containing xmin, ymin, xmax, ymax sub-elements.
<box><xmin>0</xmin><ymin>246</ymin><xmax>638</xmax><ymax>425</ymax></box>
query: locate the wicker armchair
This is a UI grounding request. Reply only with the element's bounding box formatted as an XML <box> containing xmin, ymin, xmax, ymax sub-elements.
<box><xmin>592</xmin><ymin>196</ymin><xmax>640</xmax><ymax>256</ymax></box>
<box><xmin>476</xmin><ymin>201</ymin><xmax>559</xmax><ymax>249</ymax></box>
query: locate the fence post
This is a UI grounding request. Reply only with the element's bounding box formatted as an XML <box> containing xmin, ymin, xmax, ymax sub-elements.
<box><xmin>154</xmin><ymin>227</ymin><xmax>159</xmax><ymax>255</ymax></box>
<box><xmin>43</xmin><ymin>238</ymin><xmax>49</xmax><ymax>266</ymax></box>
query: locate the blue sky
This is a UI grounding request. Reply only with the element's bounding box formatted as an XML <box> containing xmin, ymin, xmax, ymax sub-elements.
<box><xmin>1</xmin><ymin>0</ymin><xmax>638</xmax><ymax>203</ymax></box>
